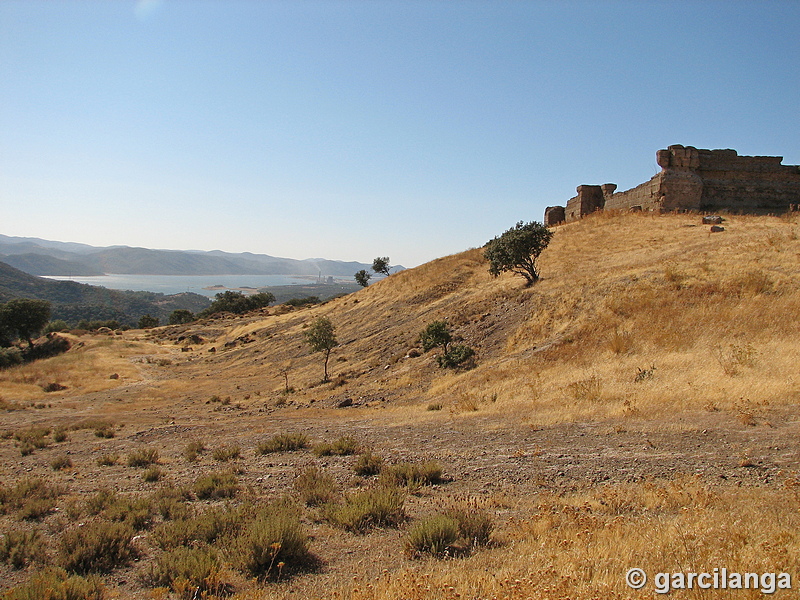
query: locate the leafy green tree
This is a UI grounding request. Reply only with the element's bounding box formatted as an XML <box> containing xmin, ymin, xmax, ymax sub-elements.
<box><xmin>138</xmin><ymin>314</ymin><xmax>160</xmax><ymax>329</ymax></box>
<box><xmin>168</xmin><ymin>309</ymin><xmax>195</xmax><ymax>325</ymax></box>
<box><xmin>484</xmin><ymin>221</ymin><xmax>554</xmax><ymax>286</ymax></box>
<box><xmin>247</xmin><ymin>292</ymin><xmax>277</xmax><ymax>310</ymax></box>
<box><xmin>419</xmin><ymin>321</ymin><xmax>452</xmax><ymax>354</ymax></box>
<box><xmin>0</xmin><ymin>299</ymin><xmax>51</xmax><ymax>346</ymax></box>
<box><xmin>304</xmin><ymin>317</ymin><xmax>338</xmax><ymax>382</ymax></box>
<box><xmin>199</xmin><ymin>290</ymin><xmax>276</xmax><ymax>318</ymax></box>
<box><xmin>354</xmin><ymin>270</ymin><xmax>371</xmax><ymax>287</ymax></box>
<box><xmin>372</xmin><ymin>257</ymin><xmax>391</xmax><ymax>277</ymax></box>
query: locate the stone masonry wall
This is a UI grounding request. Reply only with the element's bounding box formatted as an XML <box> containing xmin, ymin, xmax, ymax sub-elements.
<box><xmin>550</xmin><ymin>146</ymin><xmax>800</xmax><ymax>224</ymax></box>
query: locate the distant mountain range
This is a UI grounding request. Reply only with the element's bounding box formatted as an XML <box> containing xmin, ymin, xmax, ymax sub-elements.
<box><xmin>0</xmin><ymin>234</ymin><xmax>386</xmax><ymax>277</ymax></box>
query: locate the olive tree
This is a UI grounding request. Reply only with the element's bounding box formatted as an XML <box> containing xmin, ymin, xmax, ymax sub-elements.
<box><xmin>354</xmin><ymin>269</ymin><xmax>371</xmax><ymax>287</ymax></box>
<box><xmin>371</xmin><ymin>257</ymin><xmax>391</xmax><ymax>277</ymax></box>
<box><xmin>484</xmin><ymin>221</ymin><xmax>553</xmax><ymax>286</ymax></box>
<box><xmin>304</xmin><ymin>316</ymin><xmax>338</xmax><ymax>382</ymax></box>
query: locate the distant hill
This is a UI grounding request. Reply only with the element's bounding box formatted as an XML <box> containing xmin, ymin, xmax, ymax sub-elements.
<box><xmin>0</xmin><ymin>234</ymin><xmax>390</xmax><ymax>277</ymax></box>
<box><xmin>0</xmin><ymin>260</ymin><xmax>210</xmax><ymax>325</ymax></box>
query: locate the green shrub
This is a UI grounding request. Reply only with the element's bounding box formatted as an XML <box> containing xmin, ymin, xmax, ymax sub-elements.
<box><xmin>2</xmin><ymin>567</ymin><xmax>105</xmax><ymax>600</ymax></box>
<box><xmin>437</xmin><ymin>344</ymin><xmax>476</xmax><ymax>369</ymax></box>
<box><xmin>145</xmin><ymin>546</ymin><xmax>232</xmax><ymax>598</ymax></box>
<box><xmin>257</xmin><ymin>432</ymin><xmax>309</xmax><ymax>454</ymax></box>
<box><xmin>53</xmin><ymin>427</ymin><xmax>69</xmax><ymax>442</ymax></box>
<box><xmin>193</xmin><ymin>471</ymin><xmax>239</xmax><ymax>500</ymax></box>
<box><xmin>211</xmin><ymin>444</ymin><xmax>241</xmax><ymax>462</ymax></box>
<box><xmin>58</xmin><ymin>519</ymin><xmax>136</xmax><ymax>574</ymax></box>
<box><xmin>405</xmin><ymin>514</ymin><xmax>459</xmax><ymax>557</ymax></box>
<box><xmin>379</xmin><ymin>461</ymin><xmax>443</xmax><ymax>488</ymax></box>
<box><xmin>126</xmin><ymin>448</ymin><xmax>159</xmax><ymax>468</ymax></box>
<box><xmin>325</xmin><ymin>486</ymin><xmax>405</xmax><ymax>532</ymax></box>
<box><xmin>312</xmin><ymin>435</ymin><xmax>359</xmax><ymax>457</ymax></box>
<box><xmin>353</xmin><ymin>451</ymin><xmax>383</xmax><ymax>477</ymax></box>
<box><xmin>0</xmin><ymin>528</ymin><xmax>47</xmax><ymax>568</ymax></box>
<box><xmin>0</xmin><ymin>346</ymin><xmax>24</xmax><ymax>369</ymax></box>
<box><xmin>233</xmin><ymin>502</ymin><xmax>315</xmax><ymax>580</ymax></box>
<box><xmin>294</xmin><ymin>466</ymin><xmax>337</xmax><ymax>506</ymax></box>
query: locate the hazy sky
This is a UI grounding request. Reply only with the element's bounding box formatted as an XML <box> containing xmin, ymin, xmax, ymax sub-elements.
<box><xmin>2</xmin><ymin>1</ymin><xmax>799</xmax><ymax>267</ymax></box>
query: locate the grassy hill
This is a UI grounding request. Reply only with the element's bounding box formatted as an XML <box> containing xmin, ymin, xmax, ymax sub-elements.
<box><xmin>1</xmin><ymin>211</ymin><xmax>799</xmax><ymax>599</ymax></box>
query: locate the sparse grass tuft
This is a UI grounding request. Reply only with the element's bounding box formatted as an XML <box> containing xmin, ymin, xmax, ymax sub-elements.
<box><xmin>142</xmin><ymin>465</ymin><xmax>163</xmax><ymax>482</ymax></box>
<box><xmin>96</xmin><ymin>454</ymin><xmax>117</xmax><ymax>467</ymax></box>
<box><xmin>257</xmin><ymin>432</ymin><xmax>309</xmax><ymax>454</ymax></box>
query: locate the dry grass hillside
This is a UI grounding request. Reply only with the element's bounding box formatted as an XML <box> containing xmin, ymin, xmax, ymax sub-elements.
<box><xmin>2</xmin><ymin>211</ymin><xmax>800</xmax><ymax>599</ymax></box>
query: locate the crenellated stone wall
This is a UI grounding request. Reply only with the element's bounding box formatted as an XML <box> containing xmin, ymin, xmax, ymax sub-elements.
<box><xmin>545</xmin><ymin>145</ymin><xmax>800</xmax><ymax>225</ymax></box>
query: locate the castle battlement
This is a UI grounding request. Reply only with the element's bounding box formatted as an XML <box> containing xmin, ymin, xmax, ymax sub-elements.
<box><xmin>545</xmin><ymin>145</ymin><xmax>800</xmax><ymax>225</ymax></box>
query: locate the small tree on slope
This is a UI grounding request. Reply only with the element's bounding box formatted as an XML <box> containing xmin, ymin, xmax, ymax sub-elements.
<box><xmin>484</xmin><ymin>221</ymin><xmax>553</xmax><ymax>286</ymax></box>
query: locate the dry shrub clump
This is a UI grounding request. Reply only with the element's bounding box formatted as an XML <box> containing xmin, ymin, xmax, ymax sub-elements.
<box><xmin>145</xmin><ymin>546</ymin><xmax>233</xmax><ymax>599</ymax></box>
<box><xmin>211</xmin><ymin>444</ymin><xmax>241</xmax><ymax>462</ymax></box>
<box><xmin>2</xmin><ymin>567</ymin><xmax>105</xmax><ymax>600</ymax></box>
<box><xmin>312</xmin><ymin>435</ymin><xmax>360</xmax><ymax>456</ymax></box>
<box><xmin>0</xmin><ymin>477</ymin><xmax>63</xmax><ymax>521</ymax></box>
<box><xmin>294</xmin><ymin>465</ymin><xmax>338</xmax><ymax>506</ymax></box>
<box><xmin>354</xmin><ymin>451</ymin><xmax>384</xmax><ymax>476</ymax></box>
<box><xmin>0</xmin><ymin>528</ymin><xmax>47</xmax><ymax>569</ymax></box>
<box><xmin>193</xmin><ymin>470</ymin><xmax>239</xmax><ymax>500</ymax></box>
<box><xmin>232</xmin><ymin>501</ymin><xmax>316</xmax><ymax>580</ymax></box>
<box><xmin>325</xmin><ymin>485</ymin><xmax>406</xmax><ymax>532</ymax></box>
<box><xmin>126</xmin><ymin>448</ymin><xmax>159</xmax><ymax>468</ymax></box>
<box><xmin>379</xmin><ymin>460</ymin><xmax>443</xmax><ymax>488</ymax></box>
<box><xmin>58</xmin><ymin>520</ymin><xmax>136</xmax><ymax>574</ymax></box>
<box><xmin>257</xmin><ymin>432</ymin><xmax>309</xmax><ymax>454</ymax></box>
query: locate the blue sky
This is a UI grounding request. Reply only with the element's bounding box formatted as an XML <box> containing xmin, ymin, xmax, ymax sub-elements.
<box><xmin>1</xmin><ymin>1</ymin><xmax>799</xmax><ymax>267</ymax></box>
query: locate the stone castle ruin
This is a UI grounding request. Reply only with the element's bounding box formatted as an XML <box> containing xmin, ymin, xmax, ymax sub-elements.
<box><xmin>544</xmin><ymin>145</ymin><xmax>800</xmax><ymax>225</ymax></box>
